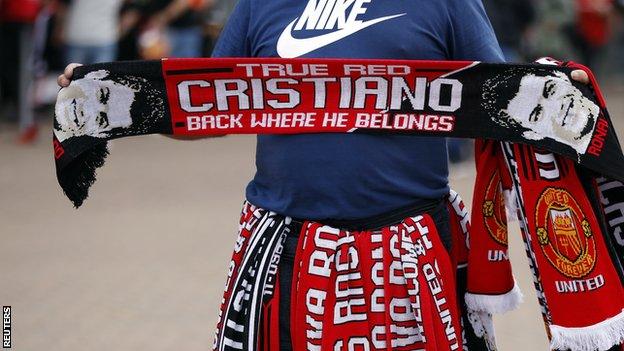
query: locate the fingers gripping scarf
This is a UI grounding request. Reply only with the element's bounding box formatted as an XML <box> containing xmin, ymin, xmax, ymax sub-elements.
<box><xmin>53</xmin><ymin>58</ymin><xmax>624</xmax><ymax>350</ymax></box>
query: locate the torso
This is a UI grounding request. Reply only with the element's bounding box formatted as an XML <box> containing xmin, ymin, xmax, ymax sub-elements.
<box><xmin>213</xmin><ymin>0</ymin><xmax>503</xmax><ymax>220</ymax></box>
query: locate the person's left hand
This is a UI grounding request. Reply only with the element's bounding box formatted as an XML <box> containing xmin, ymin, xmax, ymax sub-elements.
<box><xmin>571</xmin><ymin>70</ymin><xmax>590</xmax><ymax>84</ymax></box>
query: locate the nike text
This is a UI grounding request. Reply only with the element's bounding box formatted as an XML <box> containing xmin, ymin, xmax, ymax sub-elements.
<box><xmin>277</xmin><ymin>0</ymin><xmax>405</xmax><ymax>57</ymax></box>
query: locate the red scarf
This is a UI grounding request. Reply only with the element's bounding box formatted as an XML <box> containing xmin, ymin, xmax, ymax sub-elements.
<box><xmin>469</xmin><ymin>139</ymin><xmax>624</xmax><ymax>351</ymax></box>
<box><xmin>290</xmin><ymin>215</ymin><xmax>463</xmax><ymax>351</ymax></box>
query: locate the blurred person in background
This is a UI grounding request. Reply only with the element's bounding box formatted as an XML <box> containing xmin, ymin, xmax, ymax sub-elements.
<box><xmin>55</xmin><ymin>0</ymin><xmax>124</xmax><ymax>64</ymax></box>
<box><xmin>203</xmin><ymin>0</ymin><xmax>236</xmax><ymax>55</ymax></box>
<box><xmin>116</xmin><ymin>0</ymin><xmax>213</xmax><ymax>60</ymax></box>
<box><xmin>610</xmin><ymin>0</ymin><xmax>624</xmax><ymax>80</ymax></box>
<box><xmin>573</xmin><ymin>0</ymin><xmax>616</xmax><ymax>70</ymax></box>
<box><xmin>117</xmin><ymin>0</ymin><xmax>144</xmax><ymax>60</ymax></box>
<box><xmin>527</xmin><ymin>0</ymin><xmax>578</xmax><ymax>61</ymax></box>
<box><xmin>0</xmin><ymin>0</ymin><xmax>42</xmax><ymax>143</ymax></box>
<box><xmin>482</xmin><ymin>0</ymin><xmax>536</xmax><ymax>62</ymax></box>
<box><xmin>116</xmin><ymin>0</ymin><xmax>170</xmax><ymax>60</ymax></box>
<box><xmin>116</xmin><ymin>0</ymin><xmax>170</xmax><ymax>61</ymax></box>
<box><xmin>144</xmin><ymin>0</ymin><xmax>212</xmax><ymax>58</ymax></box>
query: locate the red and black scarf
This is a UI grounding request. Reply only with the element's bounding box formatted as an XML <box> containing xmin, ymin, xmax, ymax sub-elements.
<box><xmin>53</xmin><ymin>58</ymin><xmax>624</xmax><ymax>207</ymax></box>
<box><xmin>53</xmin><ymin>58</ymin><xmax>624</xmax><ymax>350</ymax></box>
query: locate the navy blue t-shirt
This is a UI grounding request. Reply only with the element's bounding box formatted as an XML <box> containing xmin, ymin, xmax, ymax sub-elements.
<box><xmin>212</xmin><ymin>0</ymin><xmax>504</xmax><ymax>220</ymax></box>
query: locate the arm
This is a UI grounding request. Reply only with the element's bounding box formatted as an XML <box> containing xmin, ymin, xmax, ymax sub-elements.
<box><xmin>210</xmin><ymin>0</ymin><xmax>251</xmax><ymax>58</ymax></box>
<box><xmin>448</xmin><ymin>0</ymin><xmax>505</xmax><ymax>62</ymax></box>
<box><xmin>52</xmin><ymin>0</ymin><xmax>70</xmax><ymax>46</ymax></box>
<box><xmin>149</xmin><ymin>0</ymin><xmax>206</xmax><ymax>28</ymax></box>
<box><xmin>118</xmin><ymin>8</ymin><xmax>141</xmax><ymax>38</ymax></box>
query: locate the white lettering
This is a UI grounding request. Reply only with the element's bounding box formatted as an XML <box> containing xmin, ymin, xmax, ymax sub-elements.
<box><xmin>178</xmin><ymin>80</ymin><xmax>213</xmax><ymax>112</ymax></box>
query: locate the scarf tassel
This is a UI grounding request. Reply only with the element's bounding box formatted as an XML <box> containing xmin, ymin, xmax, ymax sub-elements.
<box><xmin>549</xmin><ymin>309</ymin><xmax>624</xmax><ymax>351</ymax></box>
<box><xmin>466</xmin><ymin>309</ymin><xmax>497</xmax><ymax>349</ymax></box>
<box><xmin>57</xmin><ymin>142</ymin><xmax>109</xmax><ymax>208</ymax></box>
<box><xmin>464</xmin><ymin>282</ymin><xmax>524</xmax><ymax>315</ymax></box>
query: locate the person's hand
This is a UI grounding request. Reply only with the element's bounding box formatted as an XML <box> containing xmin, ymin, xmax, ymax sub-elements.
<box><xmin>571</xmin><ymin>69</ymin><xmax>590</xmax><ymax>85</ymax></box>
<box><xmin>57</xmin><ymin>63</ymin><xmax>83</xmax><ymax>88</ymax></box>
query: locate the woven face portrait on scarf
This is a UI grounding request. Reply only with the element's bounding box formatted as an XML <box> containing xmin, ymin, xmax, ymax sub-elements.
<box><xmin>483</xmin><ymin>68</ymin><xmax>600</xmax><ymax>155</ymax></box>
<box><xmin>54</xmin><ymin>70</ymin><xmax>137</xmax><ymax>142</ymax></box>
<box><xmin>53</xmin><ymin>68</ymin><xmax>168</xmax><ymax>144</ymax></box>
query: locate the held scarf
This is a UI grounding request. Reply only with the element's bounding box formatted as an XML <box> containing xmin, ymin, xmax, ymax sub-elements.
<box><xmin>468</xmin><ymin>139</ymin><xmax>624</xmax><ymax>351</ymax></box>
<box><xmin>54</xmin><ymin>58</ymin><xmax>624</xmax><ymax>350</ymax></box>
<box><xmin>466</xmin><ymin>139</ymin><xmax>523</xmax><ymax>316</ymax></box>
<box><xmin>53</xmin><ymin>58</ymin><xmax>624</xmax><ymax>207</ymax></box>
<box><xmin>465</xmin><ymin>60</ymin><xmax>624</xmax><ymax>351</ymax></box>
<box><xmin>447</xmin><ymin>190</ymin><xmax>499</xmax><ymax>351</ymax></box>
<box><xmin>505</xmin><ymin>142</ymin><xmax>624</xmax><ymax>351</ymax></box>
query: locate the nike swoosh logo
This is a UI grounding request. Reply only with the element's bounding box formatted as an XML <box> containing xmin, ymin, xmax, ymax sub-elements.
<box><xmin>277</xmin><ymin>13</ymin><xmax>406</xmax><ymax>58</ymax></box>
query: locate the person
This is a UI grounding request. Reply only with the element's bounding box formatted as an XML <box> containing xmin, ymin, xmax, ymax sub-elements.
<box><xmin>482</xmin><ymin>0</ymin><xmax>535</xmax><ymax>62</ymax></box>
<box><xmin>115</xmin><ymin>0</ymin><xmax>212</xmax><ymax>59</ymax></box>
<box><xmin>143</xmin><ymin>0</ymin><xmax>212</xmax><ymax>58</ymax></box>
<box><xmin>574</xmin><ymin>0</ymin><xmax>615</xmax><ymax>70</ymax></box>
<box><xmin>57</xmin><ymin>0</ymin><xmax>592</xmax><ymax>348</ymax></box>
<box><xmin>528</xmin><ymin>0</ymin><xmax>578</xmax><ymax>61</ymax></box>
<box><xmin>55</xmin><ymin>0</ymin><xmax>125</xmax><ymax>64</ymax></box>
<box><xmin>0</xmin><ymin>0</ymin><xmax>41</xmax><ymax>143</ymax></box>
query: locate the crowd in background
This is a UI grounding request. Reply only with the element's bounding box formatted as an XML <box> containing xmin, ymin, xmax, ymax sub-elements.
<box><xmin>0</xmin><ymin>0</ymin><xmax>236</xmax><ymax>143</ymax></box>
<box><xmin>484</xmin><ymin>0</ymin><xmax>624</xmax><ymax>67</ymax></box>
<box><xmin>1</xmin><ymin>0</ymin><xmax>624</xmax><ymax>147</ymax></box>
<box><xmin>448</xmin><ymin>0</ymin><xmax>624</xmax><ymax>163</ymax></box>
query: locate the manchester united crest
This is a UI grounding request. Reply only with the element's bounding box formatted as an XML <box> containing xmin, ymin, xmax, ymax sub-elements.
<box><xmin>535</xmin><ymin>188</ymin><xmax>596</xmax><ymax>278</ymax></box>
<box><xmin>483</xmin><ymin>172</ymin><xmax>508</xmax><ymax>245</ymax></box>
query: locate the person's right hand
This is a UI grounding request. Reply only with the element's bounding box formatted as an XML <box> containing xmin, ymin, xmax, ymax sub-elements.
<box><xmin>57</xmin><ymin>63</ymin><xmax>83</xmax><ymax>88</ymax></box>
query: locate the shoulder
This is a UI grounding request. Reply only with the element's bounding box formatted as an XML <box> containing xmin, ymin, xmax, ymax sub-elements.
<box><xmin>442</xmin><ymin>0</ymin><xmax>505</xmax><ymax>61</ymax></box>
<box><xmin>444</xmin><ymin>0</ymin><xmax>490</xmax><ymax>19</ymax></box>
<box><xmin>417</xmin><ymin>0</ymin><xmax>491</xmax><ymax>32</ymax></box>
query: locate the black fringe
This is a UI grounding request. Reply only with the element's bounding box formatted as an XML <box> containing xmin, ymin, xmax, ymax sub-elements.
<box><xmin>58</xmin><ymin>142</ymin><xmax>110</xmax><ymax>208</ymax></box>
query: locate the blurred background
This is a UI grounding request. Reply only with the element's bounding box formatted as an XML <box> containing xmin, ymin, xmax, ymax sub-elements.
<box><xmin>1</xmin><ymin>0</ymin><xmax>624</xmax><ymax>350</ymax></box>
